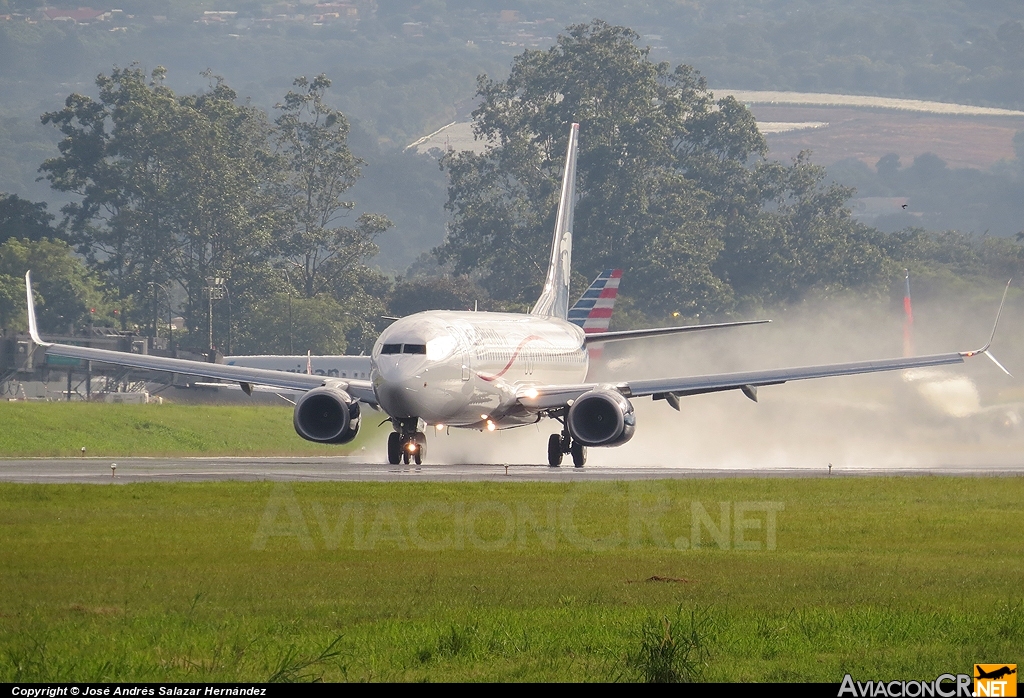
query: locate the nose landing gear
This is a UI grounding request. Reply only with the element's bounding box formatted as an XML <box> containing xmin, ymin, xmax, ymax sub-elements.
<box><xmin>388</xmin><ymin>421</ymin><xmax>427</xmax><ymax>465</ymax></box>
<box><xmin>547</xmin><ymin>426</ymin><xmax>586</xmax><ymax>468</ymax></box>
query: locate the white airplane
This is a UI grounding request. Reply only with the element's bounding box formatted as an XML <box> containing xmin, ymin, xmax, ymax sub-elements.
<box><xmin>218</xmin><ymin>268</ymin><xmax>627</xmax><ymax>382</ymax></box>
<box><xmin>25</xmin><ymin>123</ymin><xmax>1009</xmax><ymax>467</ymax></box>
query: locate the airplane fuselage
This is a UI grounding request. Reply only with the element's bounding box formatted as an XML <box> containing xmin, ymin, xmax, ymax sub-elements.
<box><xmin>371</xmin><ymin>310</ymin><xmax>588</xmax><ymax>428</ymax></box>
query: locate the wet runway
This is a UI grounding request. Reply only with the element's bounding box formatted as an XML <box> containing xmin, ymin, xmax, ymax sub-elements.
<box><xmin>1</xmin><ymin>457</ymin><xmax>1024</xmax><ymax>483</ymax></box>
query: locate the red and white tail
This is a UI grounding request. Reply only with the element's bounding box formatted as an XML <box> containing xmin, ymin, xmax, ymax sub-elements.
<box><xmin>569</xmin><ymin>269</ymin><xmax>622</xmax><ymax>360</ymax></box>
<box><xmin>568</xmin><ymin>269</ymin><xmax>621</xmax><ymax>334</ymax></box>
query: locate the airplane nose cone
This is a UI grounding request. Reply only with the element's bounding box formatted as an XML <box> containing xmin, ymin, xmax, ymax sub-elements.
<box><xmin>373</xmin><ymin>351</ymin><xmax>428</xmax><ymax>418</ymax></box>
<box><xmin>375</xmin><ymin>380</ymin><xmax>420</xmax><ymax>418</ymax></box>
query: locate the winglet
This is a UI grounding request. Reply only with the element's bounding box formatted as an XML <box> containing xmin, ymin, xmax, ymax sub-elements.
<box><xmin>24</xmin><ymin>271</ymin><xmax>51</xmax><ymax>347</ymax></box>
<box><xmin>960</xmin><ymin>279</ymin><xmax>1012</xmax><ymax>376</ymax></box>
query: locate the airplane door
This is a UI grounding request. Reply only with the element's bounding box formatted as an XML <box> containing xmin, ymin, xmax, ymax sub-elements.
<box><xmin>450</xmin><ymin>326</ymin><xmax>470</xmax><ymax>381</ymax></box>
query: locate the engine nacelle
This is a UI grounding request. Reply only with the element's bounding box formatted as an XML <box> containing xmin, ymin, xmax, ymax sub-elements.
<box><xmin>293</xmin><ymin>386</ymin><xmax>361</xmax><ymax>444</ymax></box>
<box><xmin>567</xmin><ymin>388</ymin><xmax>636</xmax><ymax>447</ymax></box>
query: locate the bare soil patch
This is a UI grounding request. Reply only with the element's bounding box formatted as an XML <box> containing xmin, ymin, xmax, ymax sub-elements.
<box><xmin>751</xmin><ymin>105</ymin><xmax>1024</xmax><ymax>170</ymax></box>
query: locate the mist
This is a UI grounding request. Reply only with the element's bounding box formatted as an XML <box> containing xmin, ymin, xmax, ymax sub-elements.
<box><xmin>416</xmin><ymin>292</ymin><xmax>1024</xmax><ymax>469</ymax></box>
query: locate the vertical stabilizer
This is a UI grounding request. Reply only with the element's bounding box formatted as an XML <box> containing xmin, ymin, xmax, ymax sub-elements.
<box><xmin>531</xmin><ymin>123</ymin><xmax>579</xmax><ymax>319</ymax></box>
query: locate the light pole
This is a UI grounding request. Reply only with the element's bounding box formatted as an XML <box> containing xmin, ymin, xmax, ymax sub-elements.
<box><xmin>281</xmin><ymin>263</ymin><xmax>302</xmax><ymax>355</ymax></box>
<box><xmin>224</xmin><ymin>284</ymin><xmax>232</xmax><ymax>355</ymax></box>
<box><xmin>205</xmin><ymin>276</ymin><xmax>225</xmax><ymax>353</ymax></box>
<box><xmin>148</xmin><ymin>281</ymin><xmax>173</xmax><ymax>354</ymax></box>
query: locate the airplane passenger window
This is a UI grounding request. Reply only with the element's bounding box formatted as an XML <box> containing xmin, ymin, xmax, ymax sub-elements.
<box><xmin>381</xmin><ymin>344</ymin><xmax>402</xmax><ymax>354</ymax></box>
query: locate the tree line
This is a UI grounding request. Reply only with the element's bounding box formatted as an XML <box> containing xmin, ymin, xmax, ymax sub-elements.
<box><xmin>3</xmin><ymin>20</ymin><xmax>1023</xmax><ymax>356</ymax></box>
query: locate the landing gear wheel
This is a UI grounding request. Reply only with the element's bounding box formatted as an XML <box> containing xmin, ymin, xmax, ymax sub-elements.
<box><xmin>402</xmin><ymin>449</ymin><xmax>411</xmax><ymax>464</ymax></box>
<box><xmin>570</xmin><ymin>440</ymin><xmax>587</xmax><ymax>468</ymax></box>
<box><xmin>413</xmin><ymin>432</ymin><xmax>426</xmax><ymax>465</ymax></box>
<box><xmin>387</xmin><ymin>432</ymin><xmax>401</xmax><ymax>465</ymax></box>
<box><xmin>547</xmin><ymin>434</ymin><xmax>563</xmax><ymax>466</ymax></box>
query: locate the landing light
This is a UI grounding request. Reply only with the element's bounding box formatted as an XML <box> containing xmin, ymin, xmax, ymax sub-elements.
<box><xmin>486</xmin><ymin>421</ymin><xmax>496</xmax><ymax>432</ymax></box>
<box><xmin>523</xmin><ymin>387</ymin><xmax>539</xmax><ymax>399</ymax></box>
<box><xmin>406</xmin><ymin>442</ymin><xmax>417</xmax><ymax>452</ymax></box>
<box><xmin>435</xmin><ymin>423</ymin><xmax>445</xmax><ymax>431</ymax></box>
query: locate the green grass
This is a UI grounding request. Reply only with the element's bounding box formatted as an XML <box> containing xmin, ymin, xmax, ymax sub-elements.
<box><xmin>0</xmin><ymin>403</ymin><xmax>383</xmax><ymax>457</ymax></box>
<box><xmin>0</xmin><ymin>478</ymin><xmax>1022</xmax><ymax>681</ymax></box>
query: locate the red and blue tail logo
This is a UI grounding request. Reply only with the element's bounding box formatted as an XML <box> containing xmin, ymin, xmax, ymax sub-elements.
<box><xmin>568</xmin><ymin>269</ymin><xmax>622</xmax><ymax>334</ymax></box>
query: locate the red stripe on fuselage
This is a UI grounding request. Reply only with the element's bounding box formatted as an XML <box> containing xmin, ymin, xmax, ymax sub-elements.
<box><xmin>476</xmin><ymin>334</ymin><xmax>547</xmax><ymax>382</ymax></box>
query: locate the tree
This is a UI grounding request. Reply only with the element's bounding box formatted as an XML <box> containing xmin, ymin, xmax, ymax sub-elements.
<box><xmin>714</xmin><ymin>153</ymin><xmax>896</xmax><ymax>306</ymax></box>
<box><xmin>273</xmin><ymin>74</ymin><xmax>391</xmax><ymax>300</ymax></box>
<box><xmin>388</xmin><ymin>274</ymin><xmax>487</xmax><ymax>317</ymax></box>
<box><xmin>0</xmin><ymin>193</ymin><xmax>60</xmax><ymax>244</ymax></box>
<box><xmin>232</xmin><ymin>292</ymin><xmax>354</xmax><ymax>355</ymax></box>
<box><xmin>0</xmin><ymin>238</ymin><xmax>108</xmax><ymax>332</ymax></box>
<box><xmin>40</xmin><ymin>67</ymin><xmax>281</xmax><ymax>337</ymax></box>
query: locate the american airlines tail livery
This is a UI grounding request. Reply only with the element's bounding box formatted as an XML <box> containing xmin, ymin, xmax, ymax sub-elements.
<box><xmin>25</xmin><ymin>123</ymin><xmax>1009</xmax><ymax>466</ymax></box>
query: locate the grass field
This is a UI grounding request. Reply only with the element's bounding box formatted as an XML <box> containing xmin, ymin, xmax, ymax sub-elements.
<box><xmin>0</xmin><ymin>403</ymin><xmax>383</xmax><ymax>457</ymax></box>
<box><xmin>0</xmin><ymin>478</ymin><xmax>1021</xmax><ymax>682</ymax></box>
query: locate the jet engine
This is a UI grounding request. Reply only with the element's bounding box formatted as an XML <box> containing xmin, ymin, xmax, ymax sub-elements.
<box><xmin>293</xmin><ymin>386</ymin><xmax>361</xmax><ymax>444</ymax></box>
<box><xmin>566</xmin><ymin>388</ymin><xmax>636</xmax><ymax>447</ymax></box>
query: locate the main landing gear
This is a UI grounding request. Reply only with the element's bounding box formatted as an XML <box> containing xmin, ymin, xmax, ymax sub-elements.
<box><xmin>388</xmin><ymin>418</ymin><xmax>426</xmax><ymax>465</ymax></box>
<box><xmin>547</xmin><ymin>425</ymin><xmax>586</xmax><ymax>468</ymax></box>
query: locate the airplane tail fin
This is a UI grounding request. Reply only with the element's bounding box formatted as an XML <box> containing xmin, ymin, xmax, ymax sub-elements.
<box><xmin>569</xmin><ymin>268</ymin><xmax>622</xmax><ymax>361</ymax></box>
<box><xmin>568</xmin><ymin>269</ymin><xmax>622</xmax><ymax>334</ymax></box>
<box><xmin>531</xmin><ymin>122</ymin><xmax>579</xmax><ymax>320</ymax></box>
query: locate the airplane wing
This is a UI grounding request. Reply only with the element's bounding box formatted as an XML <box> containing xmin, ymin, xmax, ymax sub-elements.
<box><xmin>24</xmin><ymin>272</ymin><xmax>378</xmax><ymax>405</ymax></box>
<box><xmin>517</xmin><ymin>352</ymin><xmax>968</xmax><ymax>410</ymax></box>
<box><xmin>520</xmin><ymin>282</ymin><xmax>1010</xmax><ymax>412</ymax></box>
<box><xmin>584</xmin><ymin>319</ymin><xmax>769</xmax><ymax>344</ymax></box>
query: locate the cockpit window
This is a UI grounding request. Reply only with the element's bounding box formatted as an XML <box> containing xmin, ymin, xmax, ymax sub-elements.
<box><xmin>381</xmin><ymin>343</ymin><xmax>427</xmax><ymax>355</ymax></box>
